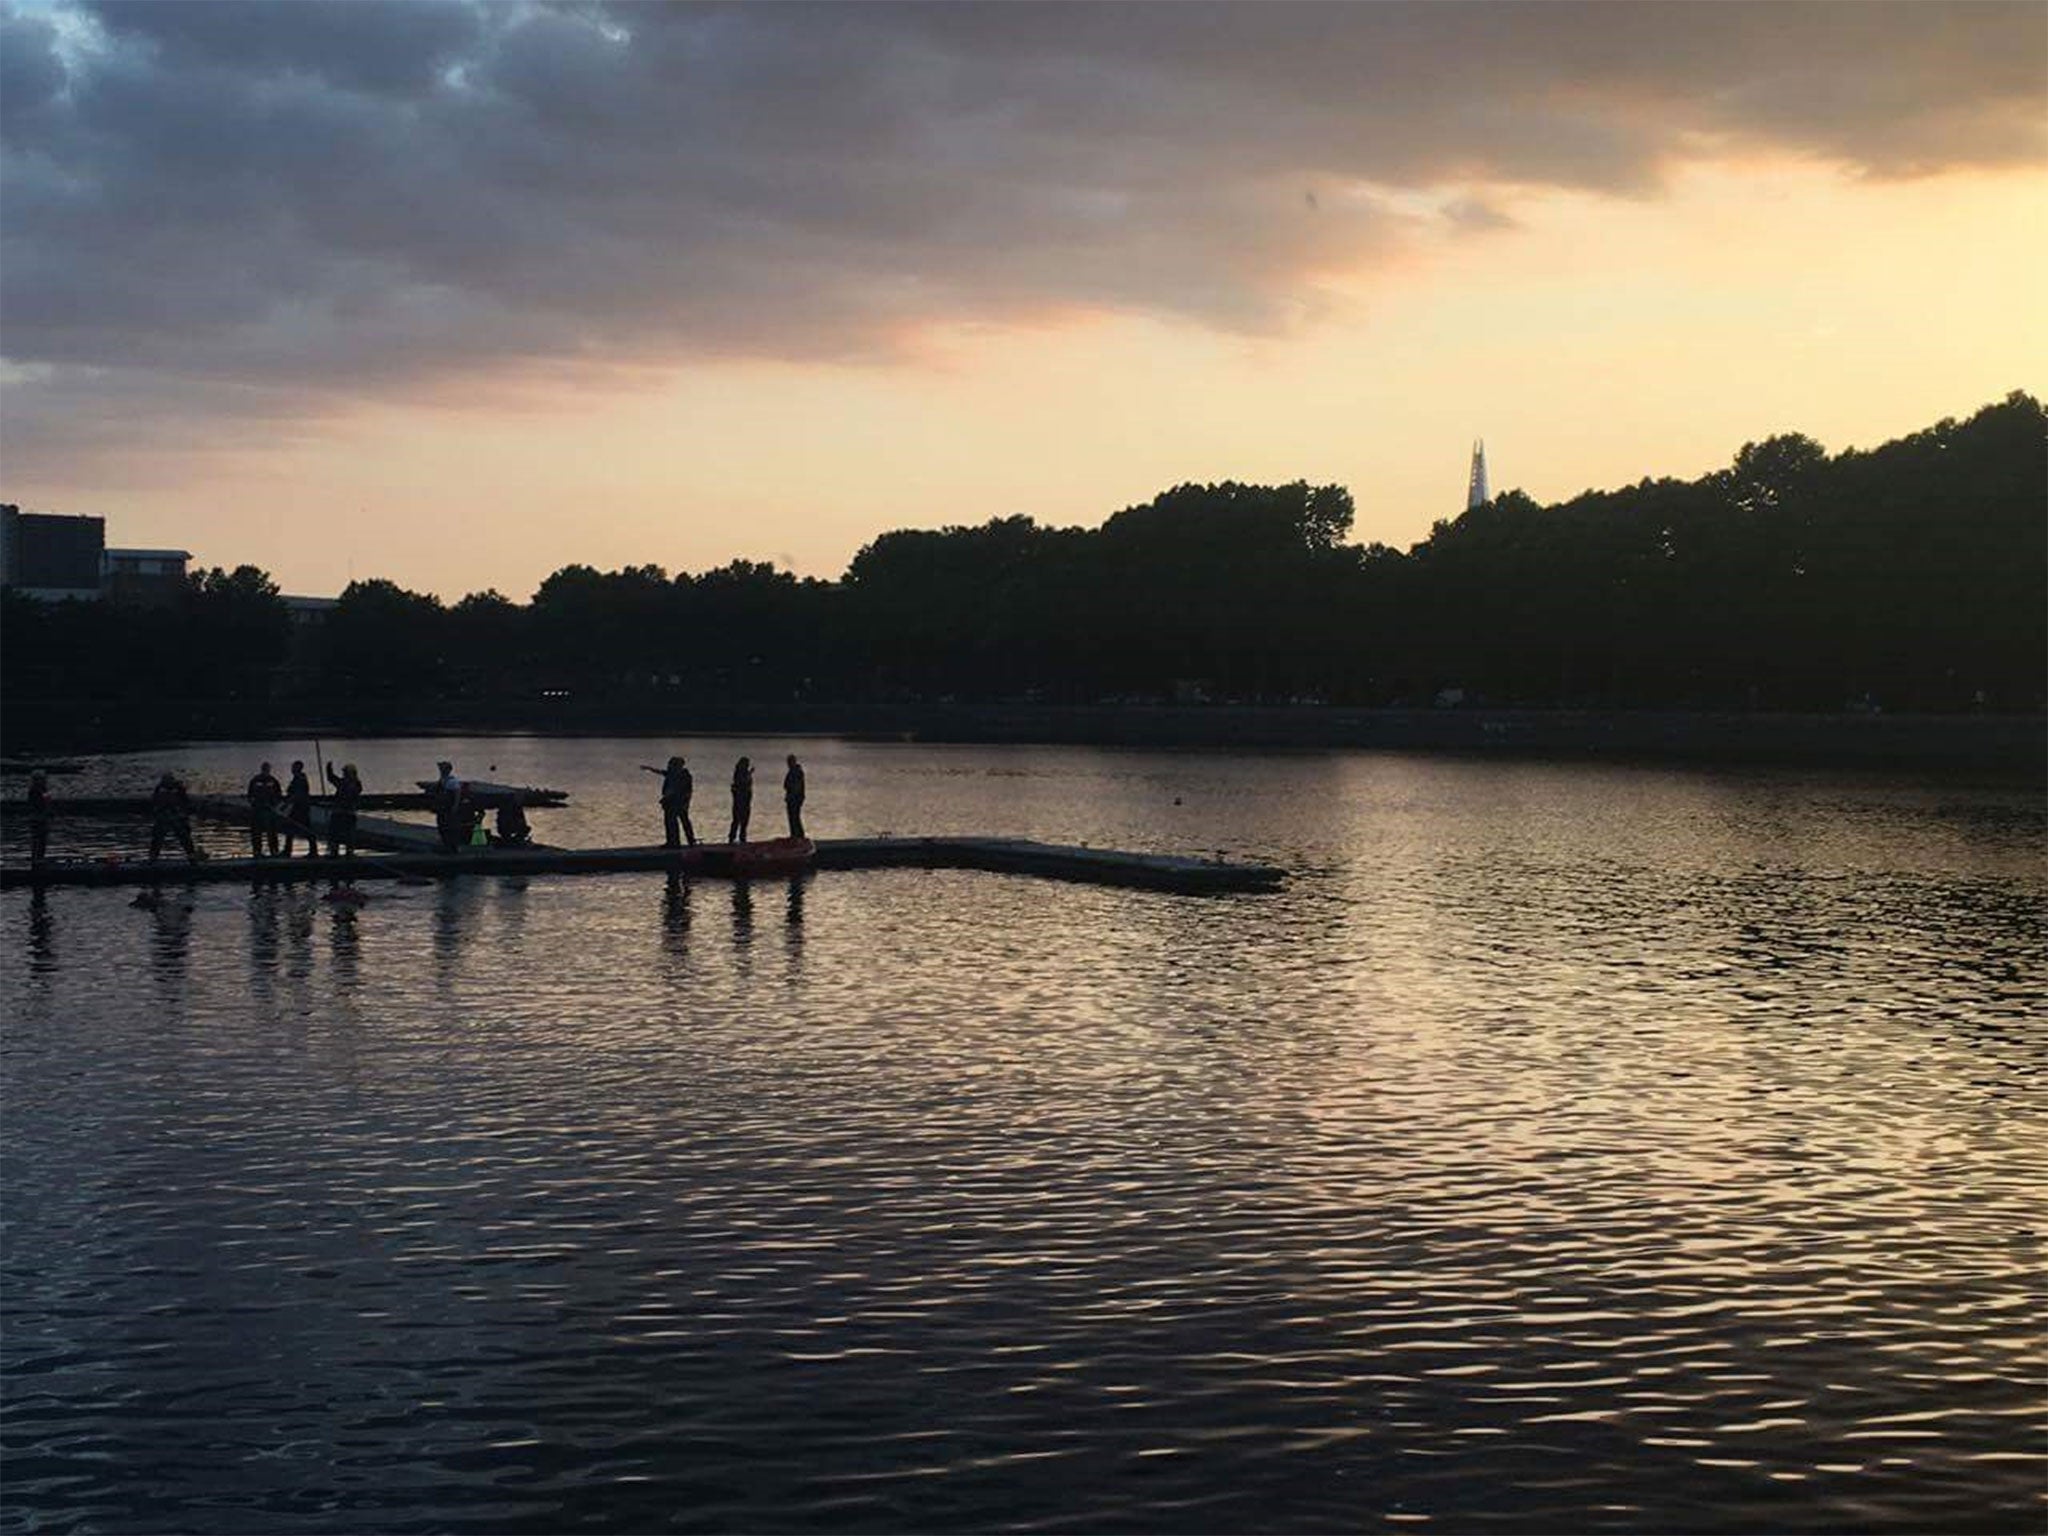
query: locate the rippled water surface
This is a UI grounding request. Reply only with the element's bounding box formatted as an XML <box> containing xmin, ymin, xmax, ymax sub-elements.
<box><xmin>3</xmin><ymin>738</ymin><xmax>2043</xmax><ymax>1532</ymax></box>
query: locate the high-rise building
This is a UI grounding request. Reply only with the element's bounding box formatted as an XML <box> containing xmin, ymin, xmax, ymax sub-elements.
<box><xmin>1466</xmin><ymin>440</ymin><xmax>1490</xmax><ymax>510</ymax></box>
<box><xmin>1</xmin><ymin>505</ymin><xmax>106</xmax><ymax>599</ymax></box>
<box><xmin>1</xmin><ymin>505</ymin><xmax>190</xmax><ymax>602</ymax></box>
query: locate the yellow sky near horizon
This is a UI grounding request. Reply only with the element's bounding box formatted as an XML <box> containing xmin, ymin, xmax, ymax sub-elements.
<box><xmin>10</xmin><ymin>157</ymin><xmax>2044</xmax><ymax>602</ymax></box>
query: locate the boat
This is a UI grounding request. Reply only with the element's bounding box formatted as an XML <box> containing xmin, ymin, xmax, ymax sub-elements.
<box><xmin>676</xmin><ymin>837</ymin><xmax>815</xmax><ymax>878</ymax></box>
<box><xmin>414</xmin><ymin>778</ymin><xmax>569</xmax><ymax>807</ymax></box>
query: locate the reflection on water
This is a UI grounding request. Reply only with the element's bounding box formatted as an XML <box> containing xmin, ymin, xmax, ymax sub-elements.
<box><xmin>329</xmin><ymin>903</ymin><xmax>360</xmax><ymax>992</ymax></box>
<box><xmin>786</xmin><ymin>874</ymin><xmax>807</xmax><ymax>975</ymax></box>
<box><xmin>1</xmin><ymin>743</ymin><xmax>2043</xmax><ymax>1534</ymax></box>
<box><xmin>25</xmin><ymin>887</ymin><xmax>54</xmax><ymax>976</ymax></box>
<box><xmin>731</xmin><ymin>877</ymin><xmax>754</xmax><ymax>961</ymax></box>
<box><xmin>661</xmin><ymin>870</ymin><xmax>692</xmax><ymax>975</ymax></box>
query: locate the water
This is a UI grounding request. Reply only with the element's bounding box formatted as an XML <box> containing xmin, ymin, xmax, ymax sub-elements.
<box><xmin>3</xmin><ymin>738</ymin><xmax>2043</xmax><ymax>1532</ymax></box>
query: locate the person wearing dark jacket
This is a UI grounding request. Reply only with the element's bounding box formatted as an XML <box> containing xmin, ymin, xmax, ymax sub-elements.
<box><xmin>26</xmin><ymin>770</ymin><xmax>52</xmax><ymax>865</ymax></box>
<box><xmin>325</xmin><ymin>763</ymin><xmax>362</xmax><ymax>858</ymax></box>
<box><xmin>148</xmin><ymin>773</ymin><xmax>204</xmax><ymax>863</ymax></box>
<box><xmin>728</xmin><ymin>757</ymin><xmax>753</xmax><ymax>844</ymax></box>
<box><xmin>433</xmin><ymin>761</ymin><xmax>464</xmax><ymax>853</ymax></box>
<box><xmin>280</xmin><ymin>761</ymin><xmax>315</xmax><ymax>858</ymax></box>
<box><xmin>783</xmin><ymin>754</ymin><xmax>806</xmax><ymax>839</ymax></box>
<box><xmin>247</xmin><ymin>761</ymin><xmax>283</xmax><ymax>858</ymax></box>
<box><xmin>644</xmin><ymin>755</ymin><xmax>697</xmax><ymax>849</ymax></box>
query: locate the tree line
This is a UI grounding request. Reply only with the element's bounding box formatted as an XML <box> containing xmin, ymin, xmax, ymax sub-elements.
<box><xmin>4</xmin><ymin>391</ymin><xmax>2041</xmax><ymax>714</ymax></box>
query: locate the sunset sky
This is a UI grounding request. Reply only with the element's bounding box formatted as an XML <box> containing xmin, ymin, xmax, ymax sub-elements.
<box><xmin>2</xmin><ymin>1</ymin><xmax>2043</xmax><ymax>601</ymax></box>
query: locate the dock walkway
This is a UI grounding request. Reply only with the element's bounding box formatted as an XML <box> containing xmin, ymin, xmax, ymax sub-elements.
<box><xmin>2</xmin><ymin>836</ymin><xmax>1282</xmax><ymax>894</ymax></box>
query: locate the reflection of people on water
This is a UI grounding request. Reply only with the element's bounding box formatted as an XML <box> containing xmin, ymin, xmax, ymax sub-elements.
<box><xmin>147</xmin><ymin>773</ymin><xmax>204</xmax><ymax>863</ymax></box>
<box><xmin>247</xmin><ymin>888</ymin><xmax>285</xmax><ymax>1005</ymax></box>
<box><xmin>785</xmin><ymin>875</ymin><xmax>806</xmax><ymax>967</ymax></box>
<box><xmin>147</xmin><ymin>894</ymin><xmax>195</xmax><ymax>992</ymax></box>
<box><xmin>728</xmin><ymin>758</ymin><xmax>753</xmax><ymax>844</ymax></box>
<box><xmin>783</xmin><ymin>754</ymin><xmax>806</xmax><ymax>839</ymax></box>
<box><xmin>329</xmin><ymin>902</ymin><xmax>361</xmax><ymax>990</ymax></box>
<box><xmin>27</xmin><ymin>888</ymin><xmax>55</xmax><ymax>973</ymax></box>
<box><xmin>731</xmin><ymin>877</ymin><xmax>754</xmax><ymax>945</ymax></box>
<box><xmin>662</xmin><ymin>871</ymin><xmax>692</xmax><ymax>965</ymax></box>
<box><xmin>26</xmin><ymin>770</ymin><xmax>52</xmax><ymax>865</ymax></box>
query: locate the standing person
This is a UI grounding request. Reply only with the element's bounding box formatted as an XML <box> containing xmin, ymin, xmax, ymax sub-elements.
<box><xmin>26</xmin><ymin>770</ymin><xmax>52</xmax><ymax>866</ymax></box>
<box><xmin>727</xmin><ymin>757</ymin><xmax>753</xmax><ymax>844</ymax></box>
<box><xmin>280</xmin><ymin>760</ymin><xmax>315</xmax><ymax>858</ymax></box>
<box><xmin>325</xmin><ymin>762</ymin><xmax>362</xmax><ymax>858</ymax></box>
<box><xmin>147</xmin><ymin>772</ymin><xmax>204</xmax><ymax>864</ymax></box>
<box><xmin>432</xmin><ymin>760</ymin><xmax>464</xmax><ymax>853</ymax></box>
<box><xmin>246</xmin><ymin>760</ymin><xmax>283</xmax><ymax>858</ymax></box>
<box><xmin>644</xmin><ymin>755</ymin><xmax>697</xmax><ymax>849</ymax></box>
<box><xmin>783</xmin><ymin>754</ymin><xmax>807</xmax><ymax>840</ymax></box>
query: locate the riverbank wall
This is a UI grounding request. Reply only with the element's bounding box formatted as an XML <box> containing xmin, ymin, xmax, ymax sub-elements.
<box><xmin>3</xmin><ymin>698</ymin><xmax>2041</xmax><ymax>776</ymax></box>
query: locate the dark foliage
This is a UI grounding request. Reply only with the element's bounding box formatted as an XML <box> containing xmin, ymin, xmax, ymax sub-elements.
<box><xmin>4</xmin><ymin>393</ymin><xmax>2041</xmax><ymax>713</ymax></box>
<box><xmin>2</xmin><ymin>563</ymin><xmax>292</xmax><ymax>702</ymax></box>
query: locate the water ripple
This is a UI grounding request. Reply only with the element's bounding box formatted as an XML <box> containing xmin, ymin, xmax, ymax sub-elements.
<box><xmin>3</xmin><ymin>743</ymin><xmax>2043</xmax><ymax>1532</ymax></box>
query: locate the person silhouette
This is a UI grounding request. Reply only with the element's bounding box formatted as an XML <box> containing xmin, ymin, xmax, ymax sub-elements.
<box><xmin>728</xmin><ymin>757</ymin><xmax>753</xmax><ymax>844</ymax></box>
<box><xmin>658</xmin><ymin>755</ymin><xmax>696</xmax><ymax>848</ymax></box>
<box><xmin>783</xmin><ymin>754</ymin><xmax>806</xmax><ymax>839</ymax></box>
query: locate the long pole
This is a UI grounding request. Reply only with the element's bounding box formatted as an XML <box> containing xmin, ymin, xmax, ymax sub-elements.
<box><xmin>313</xmin><ymin>737</ymin><xmax>327</xmax><ymax>793</ymax></box>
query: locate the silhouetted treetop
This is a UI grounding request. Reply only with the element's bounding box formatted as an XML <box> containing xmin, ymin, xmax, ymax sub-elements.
<box><xmin>4</xmin><ymin>393</ymin><xmax>2040</xmax><ymax>714</ymax></box>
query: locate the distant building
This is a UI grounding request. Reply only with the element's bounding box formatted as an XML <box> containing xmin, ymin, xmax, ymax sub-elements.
<box><xmin>2</xmin><ymin>506</ymin><xmax>197</xmax><ymax>604</ymax></box>
<box><xmin>283</xmin><ymin>595</ymin><xmax>339</xmax><ymax>626</ymax></box>
<box><xmin>1</xmin><ymin>505</ymin><xmax>105</xmax><ymax>600</ymax></box>
<box><xmin>1466</xmin><ymin>440</ymin><xmax>1491</xmax><ymax>510</ymax></box>
<box><xmin>102</xmin><ymin>547</ymin><xmax>191</xmax><ymax>604</ymax></box>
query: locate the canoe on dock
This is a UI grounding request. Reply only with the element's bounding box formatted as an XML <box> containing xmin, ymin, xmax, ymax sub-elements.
<box><xmin>39</xmin><ymin>790</ymin><xmax>566</xmax><ymax>817</ymax></box>
<box><xmin>1</xmin><ymin>835</ymin><xmax>1278</xmax><ymax>893</ymax></box>
<box><xmin>415</xmin><ymin>779</ymin><xmax>568</xmax><ymax>807</ymax></box>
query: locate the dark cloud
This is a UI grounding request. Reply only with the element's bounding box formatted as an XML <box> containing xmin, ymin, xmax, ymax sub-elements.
<box><xmin>2</xmin><ymin>0</ymin><xmax>2040</xmax><ymax>465</ymax></box>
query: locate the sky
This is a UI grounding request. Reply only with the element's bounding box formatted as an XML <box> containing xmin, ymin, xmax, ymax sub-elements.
<box><xmin>2</xmin><ymin>1</ymin><xmax>2043</xmax><ymax>601</ymax></box>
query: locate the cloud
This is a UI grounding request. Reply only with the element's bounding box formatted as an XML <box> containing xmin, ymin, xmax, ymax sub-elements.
<box><xmin>2</xmin><ymin>0</ymin><xmax>2040</xmax><ymax>468</ymax></box>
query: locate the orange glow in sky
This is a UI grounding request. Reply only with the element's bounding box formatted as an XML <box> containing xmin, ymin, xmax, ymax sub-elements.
<box><xmin>2</xmin><ymin>5</ymin><xmax>2042</xmax><ymax>600</ymax></box>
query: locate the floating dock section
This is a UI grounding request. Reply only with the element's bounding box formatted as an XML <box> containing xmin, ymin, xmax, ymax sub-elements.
<box><xmin>814</xmin><ymin>837</ymin><xmax>1280</xmax><ymax>892</ymax></box>
<box><xmin>186</xmin><ymin>798</ymin><xmax>557</xmax><ymax>856</ymax></box>
<box><xmin>2</xmin><ymin>836</ymin><xmax>1282</xmax><ymax>895</ymax></box>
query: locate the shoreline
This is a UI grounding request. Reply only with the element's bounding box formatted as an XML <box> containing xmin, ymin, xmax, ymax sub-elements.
<box><xmin>3</xmin><ymin>698</ymin><xmax>2042</xmax><ymax>776</ymax></box>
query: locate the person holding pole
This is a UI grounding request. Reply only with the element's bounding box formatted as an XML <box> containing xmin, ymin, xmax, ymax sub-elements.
<box><xmin>325</xmin><ymin>762</ymin><xmax>362</xmax><ymax>858</ymax></box>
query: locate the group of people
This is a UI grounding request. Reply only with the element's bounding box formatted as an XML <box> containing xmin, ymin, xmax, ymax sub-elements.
<box><xmin>17</xmin><ymin>749</ymin><xmax>809</xmax><ymax>867</ymax></box>
<box><xmin>27</xmin><ymin>768</ymin><xmax>215</xmax><ymax>867</ymax></box>
<box><xmin>244</xmin><ymin>759</ymin><xmax>363</xmax><ymax>859</ymax></box>
<box><xmin>429</xmin><ymin>761</ymin><xmax>532</xmax><ymax>854</ymax></box>
<box><xmin>644</xmin><ymin>753</ymin><xmax>806</xmax><ymax>848</ymax></box>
